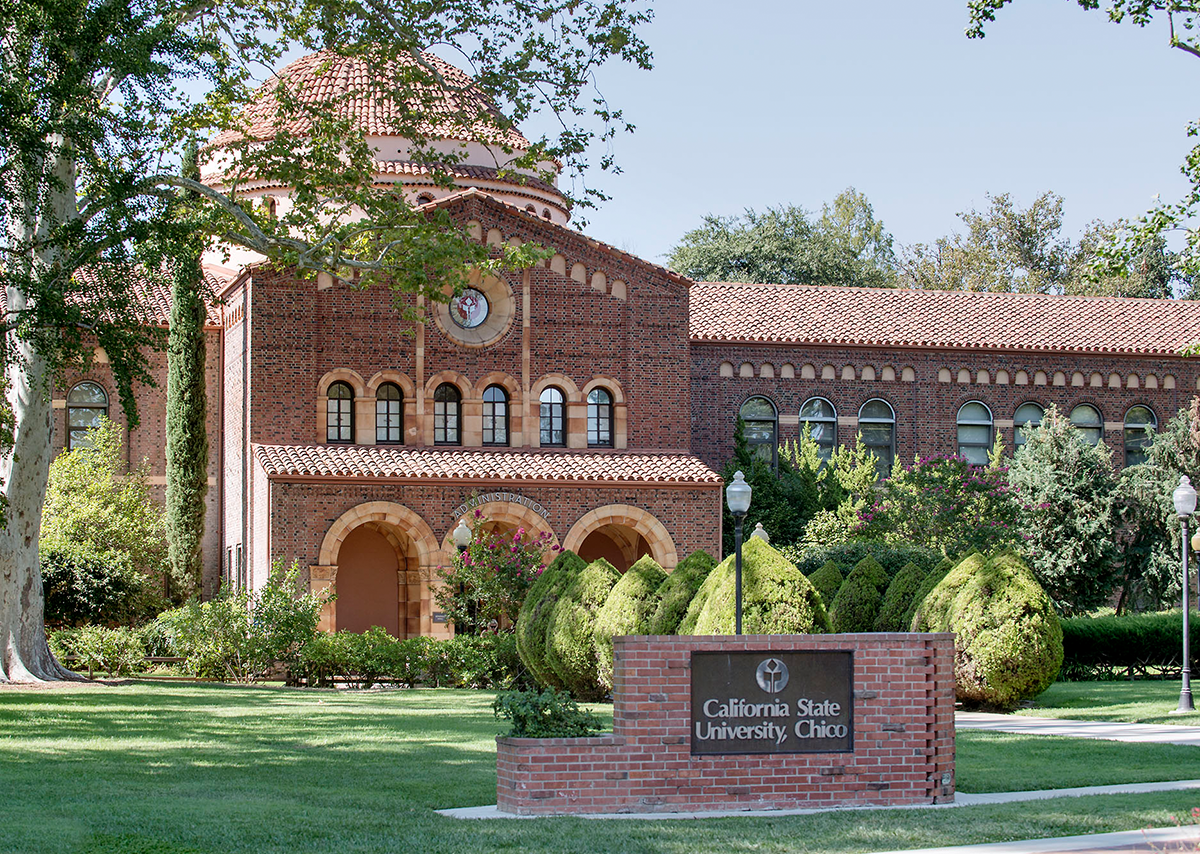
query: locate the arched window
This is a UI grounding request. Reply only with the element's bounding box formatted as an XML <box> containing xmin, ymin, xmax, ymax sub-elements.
<box><xmin>416</xmin><ymin>193</ymin><xmax>434</xmax><ymax>205</ymax></box>
<box><xmin>434</xmin><ymin>383</ymin><xmax>462</xmax><ymax>445</ymax></box>
<box><xmin>539</xmin><ymin>386</ymin><xmax>566</xmax><ymax>447</ymax></box>
<box><xmin>483</xmin><ymin>385</ymin><xmax>509</xmax><ymax>446</ymax></box>
<box><xmin>957</xmin><ymin>402</ymin><xmax>993</xmax><ymax>466</ymax></box>
<box><xmin>66</xmin><ymin>381</ymin><xmax>108</xmax><ymax>450</ymax></box>
<box><xmin>799</xmin><ymin>397</ymin><xmax>836</xmax><ymax>461</ymax></box>
<box><xmin>326</xmin><ymin>381</ymin><xmax>354</xmax><ymax>443</ymax></box>
<box><xmin>1070</xmin><ymin>404</ymin><xmax>1103</xmax><ymax>446</ymax></box>
<box><xmin>587</xmin><ymin>388</ymin><xmax>614</xmax><ymax>448</ymax></box>
<box><xmin>1014</xmin><ymin>402</ymin><xmax>1044</xmax><ymax>450</ymax></box>
<box><xmin>375</xmin><ymin>383</ymin><xmax>403</xmax><ymax>444</ymax></box>
<box><xmin>740</xmin><ymin>396</ymin><xmax>778</xmax><ymax>466</ymax></box>
<box><xmin>1124</xmin><ymin>405</ymin><xmax>1157</xmax><ymax>466</ymax></box>
<box><xmin>859</xmin><ymin>399</ymin><xmax>895</xmax><ymax>479</ymax></box>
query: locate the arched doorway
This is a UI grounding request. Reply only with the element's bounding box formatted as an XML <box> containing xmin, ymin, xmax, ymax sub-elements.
<box><xmin>334</xmin><ymin>524</ymin><xmax>405</xmax><ymax>636</ymax></box>
<box><xmin>563</xmin><ymin>505</ymin><xmax>678</xmax><ymax>572</ymax></box>
<box><xmin>577</xmin><ymin>527</ymin><xmax>651</xmax><ymax>574</ymax></box>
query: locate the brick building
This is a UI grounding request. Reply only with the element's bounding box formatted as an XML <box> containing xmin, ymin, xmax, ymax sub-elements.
<box><xmin>53</xmin><ymin>50</ymin><xmax>1200</xmax><ymax>638</ymax></box>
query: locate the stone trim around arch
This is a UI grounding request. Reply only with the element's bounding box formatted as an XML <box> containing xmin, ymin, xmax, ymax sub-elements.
<box><xmin>366</xmin><ymin>370</ymin><xmax>417</xmax><ymax>399</ymax></box>
<box><xmin>562</xmin><ymin>504</ymin><xmax>679</xmax><ymax>570</ymax></box>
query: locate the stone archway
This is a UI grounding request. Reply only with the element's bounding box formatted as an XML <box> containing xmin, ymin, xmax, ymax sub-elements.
<box><xmin>562</xmin><ymin>504</ymin><xmax>678</xmax><ymax>572</ymax></box>
<box><xmin>312</xmin><ymin>502</ymin><xmax>442</xmax><ymax>637</ymax></box>
<box><xmin>441</xmin><ymin>500</ymin><xmax>559</xmax><ymax>563</ymax></box>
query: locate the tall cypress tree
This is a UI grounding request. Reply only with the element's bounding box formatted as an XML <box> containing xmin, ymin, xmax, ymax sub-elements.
<box><xmin>165</xmin><ymin>142</ymin><xmax>209</xmax><ymax>596</ymax></box>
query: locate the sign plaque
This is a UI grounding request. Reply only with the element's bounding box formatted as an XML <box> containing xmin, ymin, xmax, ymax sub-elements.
<box><xmin>690</xmin><ymin>650</ymin><xmax>853</xmax><ymax>755</ymax></box>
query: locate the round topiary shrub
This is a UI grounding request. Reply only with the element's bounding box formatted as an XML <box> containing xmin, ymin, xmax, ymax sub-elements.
<box><xmin>545</xmin><ymin>557</ymin><xmax>621</xmax><ymax>700</ymax></box>
<box><xmin>647</xmin><ymin>550</ymin><xmax>717</xmax><ymax>635</ymax></box>
<box><xmin>917</xmin><ymin>550</ymin><xmax>1063</xmax><ymax>710</ymax></box>
<box><xmin>690</xmin><ymin>537</ymin><xmax>831</xmax><ymax>635</ymax></box>
<box><xmin>515</xmin><ymin>549</ymin><xmax>586</xmax><ymax>689</ymax></box>
<box><xmin>593</xmin><ymin>555</ymin><xmax>669</xmax><ymax>690</ymax></box>
<box><xmin>829</xmin><ymin>556</ymin><xmax>888</xmax><ymax>633</ymax></box>
<box><xmin>905</xmin><ymin>556</ymin><xmax>956</xmax><ymax>632</ymax></box>
<box><xmin>875</xmin><ymin>562</ymin><xmax>928</xmax><ymax>632</ymax></box>
<box><xmin>806</xmin><ymin>561</ymin><xmax>844</xmax><ymax>610</ymax></box>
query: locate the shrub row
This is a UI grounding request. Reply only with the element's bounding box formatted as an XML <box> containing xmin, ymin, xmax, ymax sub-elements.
<box><xmin>1060</xmin><ymin>611</ymin><xmax>1199</xmax><ymax>680</ymax></box>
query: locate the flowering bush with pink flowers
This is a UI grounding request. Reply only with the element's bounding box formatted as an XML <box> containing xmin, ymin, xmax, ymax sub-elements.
<box><xmin>857</xmin><ymin>450</ymin><xmax>1021</xmax><ymax>558</ymax></box>
<box><xmin>436</xmin><ymin>513</ymin><xmax>556</xmax><ymax>633</ymax></box>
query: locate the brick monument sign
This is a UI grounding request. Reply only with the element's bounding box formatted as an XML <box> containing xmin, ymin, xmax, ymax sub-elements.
<box><xmin>496</xmin><ymin>633</ymin><xmax>956</xmax><ymax>815</ymax></box>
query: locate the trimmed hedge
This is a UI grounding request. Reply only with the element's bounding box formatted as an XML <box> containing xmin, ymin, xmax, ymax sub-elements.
<box><xmin>1060</xmin><ymin>611</ymin><xmax>1199</xmax><ymax>680</ymax></box>
<box><xmin>875</xmin><ymin>562</ymin><xmax>928</xmax><ymax>632</ymax></box>
<box><xmin>593</xmin><ymin>555</ymin><xmax>668</xmax><ymax>690</ymax></box>
<box><xmin>515</xmin><ymin>550</ymin><xmax>586</xmax><ymax>689</ymax></box>
<box><xmin>806</xmin><ymin>561</ymin><xmax>844</xmax><ymax>610</ymax></box>
<box><xmin>545</xmin><ymin>557</ymin><xmax>621</xmax><ymax>700</ymax></box>
<box><xmin>647</xmin><ymin>550</ymin><xmax>717</xmax><ymax>635</ymax></box>
<box><xmin>918</xmin><ymin>551</ymin><xmax>1063</xmax><ymax>710</ymax></box>
<box><xmin>689</xmin><ymin>537</ymin><xmax>832</xmax><ymax>635</ymax></box>
<box><xmin>904</xmin><ymin>557</ymin><xmax>954</xmax><ymax>632</ymax></box>
<box><xmin>782</xmin><ymin>540</ymin><xmax>942</xmax><ymax>580</ymax></box>
<box><xmin>829</xmin><ymin>556</ymin><xmax>888</xmax><ymax>633</ymax></box>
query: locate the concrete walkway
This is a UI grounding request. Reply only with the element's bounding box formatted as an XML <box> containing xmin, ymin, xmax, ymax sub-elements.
<box><xmin>957</xmin><ymin>712</ymin><xmax>1200</xmax><ymax>746</ymax></box>
<box><xmin>866</xmin><ymin>825</ymin><xmax>1200</xmax><ymax>854</ymax></box>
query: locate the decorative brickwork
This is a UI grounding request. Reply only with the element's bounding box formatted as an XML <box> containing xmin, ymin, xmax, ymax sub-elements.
<box><xmin>496</xmin><ymin>633</ymin><xmax>956</xmax><ymax>816</ymax></box>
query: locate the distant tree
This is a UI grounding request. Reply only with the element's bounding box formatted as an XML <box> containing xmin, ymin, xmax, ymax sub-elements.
<box><xmin>965</xmin><ymin>1</ymin><xmax>1200</xmax><ymax>282</ymax></box>
<box><xmin>667</xmin><ymin>188</ymin><xmax>897</xmax><ymax>287</ymax></box>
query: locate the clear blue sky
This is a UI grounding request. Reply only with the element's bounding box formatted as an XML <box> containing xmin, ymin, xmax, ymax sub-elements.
<box><xmin>555</xmin><ymin>1</ymin><xmax>1198</xmax><ymax>265</ymax></box>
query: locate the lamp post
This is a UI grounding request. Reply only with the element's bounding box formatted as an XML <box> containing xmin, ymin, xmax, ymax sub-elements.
<box><xmin>726</xmin><ymin>471</ymin><xmax>752</xmax><ymax>635</ymax></box>
<box><xmin>1173</xmin><ymin>476</ymin><xmax>1197</xmax><ymax>715</ymax></box>
<box><xmin>452</xmin><ymin>520</ymin><xmax>474</xmax><ymax>636</ymax></box>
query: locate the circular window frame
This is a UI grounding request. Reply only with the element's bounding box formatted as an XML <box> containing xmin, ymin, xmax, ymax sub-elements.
<box><xmin>432</xmin><ymin>273</ymin><xmax>516</xmax><ymax>349</ymax></box>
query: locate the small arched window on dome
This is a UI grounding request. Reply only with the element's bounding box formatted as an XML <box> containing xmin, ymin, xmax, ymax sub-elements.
<box><xmin>416</xmin><ymin>193</ymin><xmax>434</xmax><ymax>205</ymax></box>
<box><xmin>67</xmin><ymin>381</ymin><xmax>108</xmax><ymax>450</ymax></box>
<box><xmin>1070</xmin><ymin>403</ymin><xmax>1103</xmax><ymax>446</ymax></box>
<box><xmin>740</xmin><ymin>396</ymin><xmax>778</xmax><ymax>467</ymax></box>
<box><xmin>1014</xmin><ymin>402</ymin><xmax>1044</xmax><ymax>451</ymax></box>
<box><xmin>542</xmin><ymin>208</ymin><xmax>552</xmax><ymax>220</ymax></box>
<box><xmin>957</xmin><ymin>401</ymin><xmax>993</xmax><ymax>466</ymax></box>
<box><xmin>263</xmin><ymin>196</ymin><xmax>277</xmax><ymax>219</ymax></box>
<box><xmin>326</xmin><ymin>382</ymin><xmax>354</xmax><ymax>444</ymax></box>
<box><xmin>483</xmin><ymin>385</ymin><xmax>509</xmax><ymax>446</ymax></box>
<box><xmin>587</xmin><ymin>388</ymin><xmax>614</xmax><ymax>448</ymax></box>
<box><xmin>859</xmin><ymin>399</ymin><xmax>895</xmax><ymax>480</ymax></box>
<box><xmin>434</xmin><ymin>383</ymin><xmax>462</xmax><ymax>445</ymax></box>
<box><xmin>799</xmin><ymin>397</ymin><xmax>836</xmax><ymax>461</ymax></box>
<box><xmin>375</xmin><ymin>383</ymin><xmax>403</xmax><ymax>444</ymax></box>
<box><xmin>1124</xmin><ymin>405</ymin><xmax>1157</xmax><ymax>466</ymax></box>
<box><xmin>540</xmin><ymin>386</ymin><xmax>566</xmax><ymax>447</ymax></box>
<box><xmin>525</xmin><ymin>204</ymin><xmax>537</xmax><ymax>214</ymax></box>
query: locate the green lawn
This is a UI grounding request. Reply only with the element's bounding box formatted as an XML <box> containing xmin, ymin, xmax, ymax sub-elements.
<box><xmin>2</xmin><ymin>682</ymin><xmax>1199</xmax><ymax>854</ymax></box>
<box><xmin>1021</xmin><ymin>680</ymin><xmax>1200</xmax><ymax>725</ymax></box>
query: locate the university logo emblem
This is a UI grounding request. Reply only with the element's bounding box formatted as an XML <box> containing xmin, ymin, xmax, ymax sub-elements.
<box><xmin>755</xmin><ymin>657</ymin><xmax>789</xmax><ymax>693</ymax></box>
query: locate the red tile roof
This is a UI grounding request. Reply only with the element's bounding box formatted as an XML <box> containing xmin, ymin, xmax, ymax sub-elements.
<box><xmin>689</xmin><ymin>282</ymin><xmax>1200</xmax><ymax>356</ymax></box>
<box><xmin>254</xmin><ymin>444</ymin><xmax>723</xmax><ymax>484</ymax></box>
<box><xmin>209</xmin><ymin>49</ymin><xmax>530</xmax><ymax>151</ymax></box>
<box><xmin>0</xmin><ymin>265</ymin><xmax>227</xmax><ymax>328</ymax></box>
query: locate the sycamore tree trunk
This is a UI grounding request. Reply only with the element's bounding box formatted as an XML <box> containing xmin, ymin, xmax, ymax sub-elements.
<box><xmin>1</xmin><ymin>138</ymin><xmax>83</xmax><ymax>682</ymax></box>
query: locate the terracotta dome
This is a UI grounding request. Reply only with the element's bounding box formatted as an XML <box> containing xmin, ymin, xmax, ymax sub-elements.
<box><xmin>208</xmin><ymin>48</ymin><xmax>531</xmax><ymax>151</ymax></box>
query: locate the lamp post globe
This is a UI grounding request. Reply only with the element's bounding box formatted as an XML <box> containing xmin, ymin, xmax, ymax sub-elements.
<box><xmin>726</xmin><ymin>471</ymin><xmax>752</xmax><ymax>635</ymax></box>
<box><xmin>1174</xmin><ymin>476</ymin><xmax>1197</xmax><ymax>715</ymax></box>
<box><xmin>452</xmin><ymin>519</ymin><xmax>472</xmax><ymax>553</ymax></box>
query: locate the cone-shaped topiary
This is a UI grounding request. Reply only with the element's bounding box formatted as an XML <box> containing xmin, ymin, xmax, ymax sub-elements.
<box><xmin>917</xmin><ymin>550</ymin><xmax>1063</xmax><ymax>710</ymax></box>
<box><xmin>905</xmin><ymin>557</ymin><xmax>956</xmax><ymax>632</ymax></box>
<box><xmin>829</xmin><ymin>556</ymin><xmax>888</xmax><ymax>633</ymax></box>
<box><xmin>689</xmin><ymin>537</ymin><xmax>832</xmax><ymax>635</ymax></box>
<box><xmin>545</xmin><ymin>557</ymin><xmax>621</xmax><ymax>700</ymax></box>
<box><xmin>593</xmin><ymin>555</ymin><xmax>669</xmax><ymax>690</ymax></box>
<box><xmin>515</xmin><ymin>550</ymin><xmax>586</xmax><ymax>689</ymax></box>
<box><xmin>875</xmin><ymin>562</ymin><xmax>928</xmax><ymax>632</ymax></box>
<box><xmin>647</xmin><ymin>550</ymin><xmax>717</xmax><ymax>635</ymax></box>
<box><xmin>806</xmin><ymin>561</ymin><xmax>844</xmax><ymax>610</ymax></box>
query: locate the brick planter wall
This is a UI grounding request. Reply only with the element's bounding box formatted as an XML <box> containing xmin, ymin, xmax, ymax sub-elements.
<box><xmin>496</xmin><ymin>633</ymin><xmax>956</xmax><ymax>815</ymax></box>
